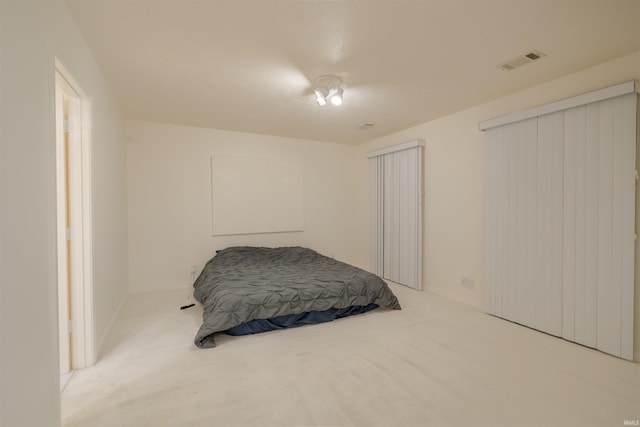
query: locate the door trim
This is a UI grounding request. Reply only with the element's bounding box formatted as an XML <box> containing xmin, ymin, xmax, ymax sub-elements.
<box><xmin>55</xmin><ymin>58</ymin><xmax>95</xmax><ymax>370</ymax></box>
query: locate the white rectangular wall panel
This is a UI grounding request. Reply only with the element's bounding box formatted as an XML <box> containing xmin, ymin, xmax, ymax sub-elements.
<box><xmin>211</xmin><ymin>156</ymin><xmax>304</xmax><ymax>236</ymax></box>
<box><xmin>483</xmin><ymin>89</ymin><xmax>637</xmax><ymax>360</ymax></box>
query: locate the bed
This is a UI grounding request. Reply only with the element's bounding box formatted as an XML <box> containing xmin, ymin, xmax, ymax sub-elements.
<box><xmin>193</xmin><ymin>246</ymin><xmax>401</xmax><ymax>348</ymax></box>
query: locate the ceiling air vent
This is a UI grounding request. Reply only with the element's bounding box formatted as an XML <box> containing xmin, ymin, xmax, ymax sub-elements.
<box><xmin>498</xmin><ymin>50</ymin><xmax>546</xmax><ymax>71</ymax></box>
<box><xmin>358</xmin><ymin>123</ymin><xmax>375</xmax><ymax>130</ymax></box>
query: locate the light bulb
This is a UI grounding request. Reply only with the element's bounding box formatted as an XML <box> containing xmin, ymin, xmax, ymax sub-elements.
<box><xmin>330</xmin><ymin>88</ymin><xmax>343</xmax><ymax>106</ymax></box>
<box><xmin>314</xmin><ymin>89</ymin><xmax>327</xmax><ymax>106</ymax></box>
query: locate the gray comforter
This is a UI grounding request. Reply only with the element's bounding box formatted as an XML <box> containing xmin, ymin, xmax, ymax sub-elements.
<box><xmin>193</xmin><ymin>246</ymin><xmax>401</xmax><ymax>348</ymax></box>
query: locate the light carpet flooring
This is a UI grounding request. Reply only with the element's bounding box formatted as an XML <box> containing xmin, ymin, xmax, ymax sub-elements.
<box><xmin>61</xmin><ymin>283</ymin><xmax>640</xmax><ymax>427</ymax></box>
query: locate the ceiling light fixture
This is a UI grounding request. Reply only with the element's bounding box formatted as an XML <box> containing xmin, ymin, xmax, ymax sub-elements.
<box><xmin>314</xmin><ymin>75</ymin><xmax>344</xmax><ymax>106</ymax></box>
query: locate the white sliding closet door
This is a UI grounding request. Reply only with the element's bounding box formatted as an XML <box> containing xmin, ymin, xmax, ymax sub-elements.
<box><xmin>483</xmin><ymin>83</ymin><xmax>637</xmax><ymax>360</ymax></box>
<box><xmin>535</xmin><ymin>111</ymin><xmax>564</xmax><ymax>337</ymax></box>
<box><xmin>369</xmin><ymin>140</ymin><xmax>424</xmax><ymax>290</ymax></box>
<box><xmin>485</xmin><ymin>115</ymin><xmax>563</xmax><ymax>335</ymax></box>
<box><xmin>592</xmin><ymin>95</ymin><xmax>636</xmax><ymax>358</ymax></box>
<box><xmin>371</xmin><ymin>155</ymin><xmax>385</xmax><ymax>277</ymax></box>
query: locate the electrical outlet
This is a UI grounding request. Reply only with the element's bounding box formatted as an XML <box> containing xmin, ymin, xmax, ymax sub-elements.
<box><xmin>461</xmin><ymin>277</ymin><xmax>475</xmax><ymax>290</ymax></box>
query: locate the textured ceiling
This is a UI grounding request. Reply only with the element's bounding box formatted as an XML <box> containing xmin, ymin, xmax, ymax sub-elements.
<box><xmin>66</xmin><ymin>0</ymin><xmax>640</xmax><ymax>144</ymax></box>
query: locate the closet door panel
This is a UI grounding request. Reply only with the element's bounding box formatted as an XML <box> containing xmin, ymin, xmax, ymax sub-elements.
<box><xmin>598</xmin><ymin>94</ymin><xmax>636</xmax><ymax>359</ymax></box>
<box><xmin>620</xmin><ymin>94</ymin><xmax>636</xmax><ymax>360</ymax></box>
<box><xmin>564</xmin><ymin>105</ymin><xmax>595</xmax><ymax>344</ymax></box>
<box><xmin>562</xmin><ymin>106</ymin><xmax>578</xmax><ymax>341</ymax></box>
<box><xmin>535</xmin><ymin>111</ymin><xmax>564</xmax><ymax>336</ymax></box>
<box><xmin>535</xmin><ymin>115</ymin><xmax>552</xmax><ymax>333</ymax></box>
<box><xmin>578</xmin><ymin>103</ymin><xmax>600</xmax><ymax>348</ymax></box>
<box><xmin>493</xmin><ymin>126</ymin><xmax>508</xmax><ymax>317</ymax></box>
<box><xmin>406</xmin><ymin>147</ymin><xmax>422</xmax><ymax>287</ymax></box>
<box><xmin>485</xmin><ymin>125</ymin><xmax>510</xmax><ymax>318</ymax></box>
<box><xmin>516</xmin><ymin>118</ymin><xmax>538</xmax><ymax>327</ymax></box>
<box><xmin>383</xmin><ymin>153</ymin><xmax>398</xmax><ymax>281</ymax></box>
<box><xmin>370</xmin><ymin>156</ymin><xmax>384</xmax><ymax>276</ymax></box>
<box><xmin>611</xmin><ymin>98</ymin><xmax>625</xmax><ymax>357</ymax></box>
<box><xmin>393</xmin><ymin>148</ymin><xmax>421</xmax><ymax>288</ymax></box>
<box><xmin>596</xmin><ymin>98</ymin><xmax>617</xmax><ymax>355</ymax></box>
<box><xmin>396</xmin><ymin>151</ymin><xmax>403</xmax><ymax>281</ymax></box>
<box><xmin>620</xmin><ymin>94</ymin><xmax>638</xmax><ymax>360</ymax></box>
<box><xmin>484</xmin><ymin>127</ymin><xmax>499</xmax><ymax>315</ymax></box>
<box><xmin>505</xmin><ymin>123</ymin><xmax>518</xmax><ymax>321</ymax></box>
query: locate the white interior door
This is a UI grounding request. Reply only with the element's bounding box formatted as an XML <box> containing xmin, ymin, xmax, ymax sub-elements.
<box><xmin>55</xmin><ymin>83</ymin><xmax>70</xmax><ymax>375</ymax></box>
<box><xmin>55</xmin><ymin>61</ymin><xmax>96</xmax><ymax>376</ymax></box>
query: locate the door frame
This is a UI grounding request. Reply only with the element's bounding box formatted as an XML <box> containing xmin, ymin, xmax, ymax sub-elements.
<box><xmin>55</xmin><ymin>58</ymin><xmax>95</xmax><ymax>371</ymax></box>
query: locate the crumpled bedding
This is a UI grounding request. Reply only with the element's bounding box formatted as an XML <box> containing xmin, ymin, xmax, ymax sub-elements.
<box><xmin>193</xmin><ymin>246</ymin><xmax>401</xmax><ymax>348</ymax></box>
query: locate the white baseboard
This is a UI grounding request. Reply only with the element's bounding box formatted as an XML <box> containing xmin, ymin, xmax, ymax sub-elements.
<box><xmin>129</xmin><ymin>281</ymin><xmax>194</xmax><ymax>295</ymax></box>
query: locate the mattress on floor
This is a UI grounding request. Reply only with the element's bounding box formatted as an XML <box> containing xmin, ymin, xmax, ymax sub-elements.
<box><xmin>193</xmin><ymin>246</ymin><xmax>401</xmax><ymax>348</ymax></box>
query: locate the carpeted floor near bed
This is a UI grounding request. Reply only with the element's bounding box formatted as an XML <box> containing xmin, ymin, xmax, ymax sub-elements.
<box><xmin>61</xmin><ymin>283</ymin><xmax>640</xmax><ymax>427</ymax></box>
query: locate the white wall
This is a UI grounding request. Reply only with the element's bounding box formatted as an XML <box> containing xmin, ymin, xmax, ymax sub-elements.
<box><xmin>354</xmin><ymin>49</ymin><xmax>640</xmax><ymax>361</ymax></box>
<box><xmin>0</xmin><ymin>1</ymin><xmax>129</xmax><ymax>426</ymax></box>
<box><xmin>126</xmin><ymin>120</ymin><xmax>358</xmax><ymax>293</ymax></box>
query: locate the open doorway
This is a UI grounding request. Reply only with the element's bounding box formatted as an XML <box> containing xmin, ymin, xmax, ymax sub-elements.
<box><xmin>55</xmin><ymin>59</ymin><xmax>95</xmax><ymax>390</ymax></box>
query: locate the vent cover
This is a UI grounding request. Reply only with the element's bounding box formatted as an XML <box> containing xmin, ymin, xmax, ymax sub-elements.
<box><xmin>498</xmin><ymin>50</ymin><xmax>546</xmax><ymax>71</ymax></box>
<box><xmin>358</xmin><ymin>123</ymin><xmax>375</xmax><ymax>130</ymax></box>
